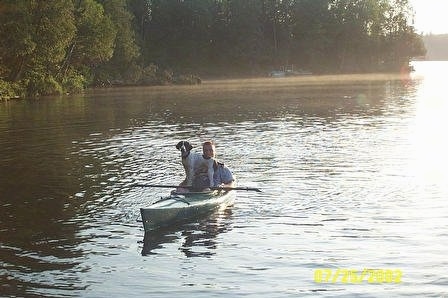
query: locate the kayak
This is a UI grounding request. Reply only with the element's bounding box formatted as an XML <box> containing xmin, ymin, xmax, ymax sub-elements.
<box><xmin>140</xmin><ymin>190</ymin><xmax>236</xmax><ymax>232</ymax></box>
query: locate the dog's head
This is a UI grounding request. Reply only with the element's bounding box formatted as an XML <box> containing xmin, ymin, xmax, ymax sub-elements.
<box><xmin>175</xmin><ymin>141</ymin><xmax>193</xmax><ymax>158</ymax></box>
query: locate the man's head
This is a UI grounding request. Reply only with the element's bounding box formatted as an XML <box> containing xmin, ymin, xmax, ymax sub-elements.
<box><xmin>202</xmin><ymin>141</ymin><xmax>216</xmax><ymax>159</ymax></box>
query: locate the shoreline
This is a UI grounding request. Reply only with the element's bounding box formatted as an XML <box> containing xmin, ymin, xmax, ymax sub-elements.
<box><xmin>1</xmin><ymin>70</ymin><xmax>419</xmax><ymax>101</ymax></box>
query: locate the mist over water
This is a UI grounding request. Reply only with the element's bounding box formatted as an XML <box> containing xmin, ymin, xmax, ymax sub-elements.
<box><xmin>1</xmin><ymin>61</ymin><xmax>447</xmax><ymax>297</ymax></box>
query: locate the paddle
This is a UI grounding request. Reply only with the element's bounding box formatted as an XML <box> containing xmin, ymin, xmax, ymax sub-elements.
<box><xmin>133</xmin><ymin>184</ymin><xmax>262</xmax><ymax>192</ymax></box>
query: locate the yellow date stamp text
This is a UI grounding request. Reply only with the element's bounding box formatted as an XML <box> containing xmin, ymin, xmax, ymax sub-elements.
<box><xmin>313</xmin><ymin>268</ymin><xmax>402</xmax><ymax>284</ymax></box>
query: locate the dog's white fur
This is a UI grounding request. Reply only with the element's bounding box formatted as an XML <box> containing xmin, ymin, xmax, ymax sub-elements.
<box><xmin>176</xmin><ymin>141</ymin><xmax>215</xmax><ymax>188</ymax></box>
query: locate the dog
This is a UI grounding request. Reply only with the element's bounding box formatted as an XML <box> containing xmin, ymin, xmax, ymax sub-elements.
<box><xmin>175</xmin><ymin>141</ymin><xmax>215</xmax><ymax>188</ymax></box>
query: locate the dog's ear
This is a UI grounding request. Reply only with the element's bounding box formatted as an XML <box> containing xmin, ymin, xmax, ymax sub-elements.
<box><xmin>175</xmin><ymin>141</ymin><xmax>183</xmax><ymax>150</ymax></box>
<box><xmin>186</xmin><ymin>142</ymin><xmax>193</xmax><ymax>151</ymax></box>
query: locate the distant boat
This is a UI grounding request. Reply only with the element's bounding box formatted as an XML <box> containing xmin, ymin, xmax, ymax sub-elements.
<box><xmin>269</xmin><ymin>66</ymin><xmax>312</xmax><ymax>77</ymax></box>
<box><xmin>269</xmin><ymin>70</ymin><xmax>287</xmax><ymax>77</ymax></box>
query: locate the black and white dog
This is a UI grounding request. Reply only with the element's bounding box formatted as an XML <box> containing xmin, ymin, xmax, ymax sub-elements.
<box><xmin>175</xmin><ymin>141</ymin><xmax>215</xmax><ymax>188</ymax></box>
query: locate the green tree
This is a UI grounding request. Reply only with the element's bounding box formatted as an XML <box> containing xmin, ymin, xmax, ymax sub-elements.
<box><xmin>95</xmin><ymin>0</ymin><xmax>141</xmax><ymax>85</ymax></box>
<box><xmin>289</xmin><ymin>0</ymin><xmax>331</xmax><ymax>71</ymax></box>
<box><xmin>380</xmin><ymin>0</ymin><xmax>425</xmax><ymax>70</ymax></box>
<box><xmin>228</xmin><ymin>0</ymin><xmax>266</xmax><ymax>73</ymax></box>
<box><xmin>0</xmin><ymin>0</ymin><xmax>76</xmax><ymax>95</ymax></box>
<box><xmin>59</xmin><ymin>0</ymin><xmax>116</xmax><ymax>90</ymax></box>
<box><xmin>144</xmin><ymin>0</ymin><xmax>214</xmax><ymax>74</ymax></box>
<box><xmin>326</xmin><ymin>0</ymin><xmax>379</xmax><ymax>72</ymax></box>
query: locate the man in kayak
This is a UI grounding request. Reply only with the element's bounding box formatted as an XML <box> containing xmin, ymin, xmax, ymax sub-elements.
<box><xmin>177</xmin><ymin>140</ymin><xmax>235</xmax><ymax>192</ymax></box>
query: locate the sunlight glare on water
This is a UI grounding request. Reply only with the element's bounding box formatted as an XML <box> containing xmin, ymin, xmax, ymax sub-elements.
<box><xmin>409</xmin><ymin>62</ymin><xmax>448</xmax><ymax>190</ymax></box>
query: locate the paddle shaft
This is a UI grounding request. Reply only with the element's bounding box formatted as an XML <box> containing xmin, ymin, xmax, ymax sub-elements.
<box><xmin>133</xmin><ymin>184</ymin><xmax>262</xmax><ymax>192</ymax></box>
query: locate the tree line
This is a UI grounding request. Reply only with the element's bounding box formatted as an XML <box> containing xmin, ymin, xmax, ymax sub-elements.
<box><xmin>0</xmin><ymin>0</ymin><xmax>425</xmax><ymax>98</ymax></box>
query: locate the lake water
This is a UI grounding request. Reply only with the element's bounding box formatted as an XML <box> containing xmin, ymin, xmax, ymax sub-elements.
<box><xmin>1</xmin><ymin>61</ymin><xmax>447</xmax><ymax>297</ymax></box>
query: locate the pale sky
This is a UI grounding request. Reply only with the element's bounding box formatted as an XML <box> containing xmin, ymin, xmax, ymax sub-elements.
<box><xmin>410</xmin><ymin>0</ymin><xmax>448</xmax><ymax>34</ymax></box>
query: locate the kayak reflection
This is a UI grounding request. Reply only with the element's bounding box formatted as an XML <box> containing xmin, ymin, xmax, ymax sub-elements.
<box><xmin>141</xmin><ymin>207</ymin><xmax>234</xmax><ymax>257</ymax></box>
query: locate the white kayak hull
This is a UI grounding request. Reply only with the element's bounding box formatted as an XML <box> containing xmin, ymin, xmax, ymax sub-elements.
<box><xmin>140</xmin><ymin>190</ymin><xmax>235</xmax><ymax>232</ymax></box>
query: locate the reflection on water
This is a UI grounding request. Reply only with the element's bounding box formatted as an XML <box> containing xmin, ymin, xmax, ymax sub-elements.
<box><xmin>1</xmin><ymin>61</ymin><xmax>447</xmax><ymax>297</ymax></box>
<box><xmin>142</xmin><ymin>208</ymin><xmax>234</xmax><ymax>257</ymax></box>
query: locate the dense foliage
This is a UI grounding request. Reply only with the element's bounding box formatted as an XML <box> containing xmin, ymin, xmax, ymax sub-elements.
<box><xmin>0</xmin><ymin>0</ymin><xmax>425</xmax><ymax>98</ymax></box>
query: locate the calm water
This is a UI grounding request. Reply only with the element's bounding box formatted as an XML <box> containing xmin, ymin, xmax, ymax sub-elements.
<box><xmin>1</xmin><ymin>61</ymin><xmax>447</xmax><ymax>297</ymax></box>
